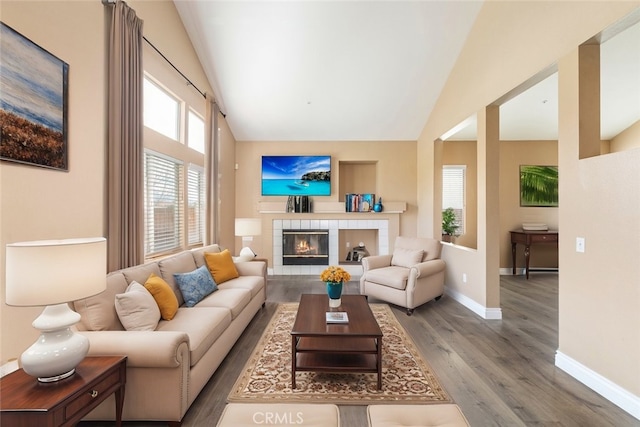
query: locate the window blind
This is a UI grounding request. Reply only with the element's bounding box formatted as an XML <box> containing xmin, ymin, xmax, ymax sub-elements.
<box><xmin>442</xmin><ymin>166</ymin><xmax>466</xmax><ymax>233</ymax></box>
<box><xmin>187</xmin><ymin>164</ymin><xmax>205</xmax><ymax>246</ymax></box>
<box><xmin>144</xmin><ymin>151</ymin><xmax>184</xmax><ymax>256</ymax></box>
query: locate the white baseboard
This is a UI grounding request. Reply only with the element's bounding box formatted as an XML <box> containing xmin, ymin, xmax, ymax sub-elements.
<box><xmin>499</xmin><ymin>267</ymin><xmax>558</xmax><ymax>276</ymax></box>
<box><xmin>555</xmin><ymin>351</ymin><xmax>640</xmax><ymax>420</ymax></box>
<box><xmin>0</xmin><ymin>359</ymin><xmax>19</xmax><ymax>378</ymax></box>
<box><xmin>500</xmin><ymin>267</ymin><xmax>525</xmax><ymax>275</ymax></box>
<box><xmin>445</xmin><ymin>287</ymin><xmax>502</xmax><ymax>320</ymax></box>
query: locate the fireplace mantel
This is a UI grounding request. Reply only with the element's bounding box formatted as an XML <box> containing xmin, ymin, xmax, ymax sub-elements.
<box><xmin>258</xmin><ymin>200</ymin><xmax>406</xmax><ymax>214</ymax></box>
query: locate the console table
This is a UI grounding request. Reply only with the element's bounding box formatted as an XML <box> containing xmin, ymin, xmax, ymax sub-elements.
<box><xmin>510</xmin><ymin>229</ymin><xmax>558</xmax><ymax>279</ymax></box>
<box><xmin>0</xmin><ymin>356</ymin><xmax>127</xmax><ymax>427</ymax></box>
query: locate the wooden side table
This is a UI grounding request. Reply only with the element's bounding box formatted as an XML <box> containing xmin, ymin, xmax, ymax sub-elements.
<box><xmin>0</xmin><ymin>355</ymin><xmax>127</xmax><ymax>427</ymax></box>
<box><xmin>510</xmin><ymin>229</ymin><xmax>558</xmax><ymax>279</ymax></box>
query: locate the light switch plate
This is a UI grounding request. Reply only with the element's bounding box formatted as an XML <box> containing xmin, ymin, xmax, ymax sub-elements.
<box><xmin>576</xmin><ymin>237</ymin><xmax>585</xmax><ymax>253</ymax></box>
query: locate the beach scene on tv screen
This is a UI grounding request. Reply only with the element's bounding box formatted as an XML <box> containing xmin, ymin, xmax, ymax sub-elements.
<box><xmin>262</xmin><ymin>155</ymin><xmax>331</xmax><ymax>196</ymax></box>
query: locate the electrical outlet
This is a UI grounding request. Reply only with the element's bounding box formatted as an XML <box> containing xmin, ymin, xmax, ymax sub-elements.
<box><xmin>346</xmin><ymin>242</ymin><xmax>350</xmax><ymax>248</ymax></box>
<box><xmin>462</xmin><ymin>273</ymin><xmax>467</xmax><ymax>283</ymax></box>
<box><xmin>576</xmin><ymin>237</ymin><xmax>585</xmax><ymax>253</ymax></box>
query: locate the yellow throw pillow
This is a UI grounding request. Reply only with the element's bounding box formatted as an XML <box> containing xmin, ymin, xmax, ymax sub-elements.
<box><xmin>204</xmin><ymin>249</ymin><xmax>239</xmax><ymax>284</ymax></box>
<box><xmin>144</xmin><ymin>273</ymin><xmax>179</xmax><ymax>320</ymax></box>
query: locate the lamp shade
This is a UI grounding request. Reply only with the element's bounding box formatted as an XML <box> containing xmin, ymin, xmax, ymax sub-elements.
<box><xmin>235</xmin><ymin>218</ymin><xmax>262</xmax><ymax>237</ymax></box>
<box><xmin>6</xmin><ymin>237</ymin><xmax>107</xmax><ymax>307</ymax></box>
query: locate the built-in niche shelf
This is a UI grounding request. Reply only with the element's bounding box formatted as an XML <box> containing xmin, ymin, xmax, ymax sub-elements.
<box><xmin>338</xmin><ymin>160</ymin><xmax>377</xmax><ymax>197</ymax></box>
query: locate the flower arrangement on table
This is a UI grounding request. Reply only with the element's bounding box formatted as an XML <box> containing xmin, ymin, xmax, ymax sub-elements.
<box><xmin>320</xmin><ymin>266</ymin><xmax>351</xmax><ymax>284</ymax></box>
<box><xmin>321</xmin><ymin>266</ymin><xmax>351</xmax><ymax>308</ymax></box>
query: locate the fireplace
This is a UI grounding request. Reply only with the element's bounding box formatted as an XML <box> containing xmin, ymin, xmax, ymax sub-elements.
<box><xmin>282</xmin><ymin>229</ymin><xmax>329</xmax><ymax>266</ymax></box>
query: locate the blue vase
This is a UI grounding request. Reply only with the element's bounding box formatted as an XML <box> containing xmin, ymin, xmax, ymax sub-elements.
<box><xmin>326</xmin><ymin>282</ymin><xmax>343</xmax><ymax>307</ymax></box>
<box><xmin>373</xmin><ymin>197</ymin><xmax>383</xmax><ymax>212</ymax></box>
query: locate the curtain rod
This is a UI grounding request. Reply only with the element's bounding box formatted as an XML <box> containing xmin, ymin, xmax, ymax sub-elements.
<box><xmin>142</xmin><ymin>36</ymin><xmax>205</xmax><ymax>99</ymax></box>
<box><xmin>103</xmin><ymin>0</ymin><xmax>227</xmax><ymax>117</ymax></box>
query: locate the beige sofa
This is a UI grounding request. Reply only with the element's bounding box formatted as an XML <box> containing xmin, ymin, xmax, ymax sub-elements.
<box><xmin>360</xmin><ymin>236</ymin><xmax>445</xmax><ymax>315</ymax></box>
<box><xmin>73</xmin><ymin>244</ymin><xmax>267</xmax><ymax>426</ymax></box>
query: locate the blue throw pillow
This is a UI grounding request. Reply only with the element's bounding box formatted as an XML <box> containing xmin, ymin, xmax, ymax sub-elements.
<box><xmin>174</xmin><ymin>265</ymin><xmax>217</xmax><ymax>307</ymax></box>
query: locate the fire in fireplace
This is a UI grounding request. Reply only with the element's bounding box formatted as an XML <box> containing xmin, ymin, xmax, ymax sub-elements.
<box><xmin>282</xmin><ymin>229</ymin><xmax>329</xmax><ymax>265</ymax></box>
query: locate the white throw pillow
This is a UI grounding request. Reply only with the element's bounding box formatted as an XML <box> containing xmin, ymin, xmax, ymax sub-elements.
<box><xmin>115</xmin><ymin>281</ymin><xmax>161</xmax><ymax>331</ymax></box>
<box><xmin>391</xmin><ymin>248</ymin><xmax>425</xmax><ymax>268</ymax></box>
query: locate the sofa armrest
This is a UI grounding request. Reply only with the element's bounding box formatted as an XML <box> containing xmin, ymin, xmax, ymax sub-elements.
<box><xmin>413</xmin><ymin>259</ymin><xmax>446</xmax><ymax>278</ymax></box>
<box><xmin>79</xmin><ymin>330</ymin><xmax>189</xmax><ymax>368</ymax></box>
<box><xmin>362</xmin><ymin>254</ymin><xmax>393</xmax><ymax>272</ymax></box>
<box><xmin>235</xmin><ymin>260</ymin><xmax>266</xmax><ymax>278</ymax></box>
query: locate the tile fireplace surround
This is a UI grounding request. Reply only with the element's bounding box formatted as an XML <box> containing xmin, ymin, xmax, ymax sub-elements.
<box><xmin>272</xmin><ymin>219</ymin><xmax>390</xmax><ymax>276</ymax></box>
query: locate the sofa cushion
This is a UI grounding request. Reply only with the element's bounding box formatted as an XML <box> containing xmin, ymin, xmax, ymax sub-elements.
<box><xmin>196</xmin><ymin>288</ymin><xmax>252</xmax><ymax>319</ymax></box>
<box><xmin>204</xmin><ymin>249</ymin><xmax>239</xmax><ymax>284</ymax></box>
<box><xmin>174</xmin><ymin>265</ymin><xmax>218</xmax><ymax>307</ymax></box>
<box><xmin>144</xmin><ymin>273</ymin><xmax>179</xmax><ymax>320</ymax></box>
<box><xmin>74</xmin><ymin>272</ymin><xmax>127</xmax><ymax>331</ymax></box>
<box><xmin>192</xmin><ymin>244</ymin><xmax>222</xmax><ymax>268</ymax></box>
<box><xmin>364</xmin><ymin>266</ymin><xmax>409</xmax><ymax>290</ymax></box>
<box><xmin>158</xmin><ymin>251</ymin><xmax>198</xmax><ymax>306</ymax></box>
<box><xmin>391</xmin><ymin>248</ymin><xmax>424</xmax><ymax>268</ymax></box>
<box><xmin>217</xmin><ymin>275</ymin><xmax>263</xmax><ymax>298</ymax></box>
<box><xmin>156</xmin><ymin>307</ymin><xmax>231</xmax><ymax>366</ymax></box>
<box><xmin>115</xmin><ymin>281</ymin><xmax>161</xmax><ymax>331</ymax></box>
<box><xmin>121</xmin><ymin>262</ymin><xmax>162</xmax><ymax>287</ymax></box>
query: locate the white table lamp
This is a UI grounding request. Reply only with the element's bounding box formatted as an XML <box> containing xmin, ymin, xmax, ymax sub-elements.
<box><xmin>5</xmin><ymin>237</ymin><xmax>107</xmax><ymax>382</ymax></box>
<box><xmin>235</xmin><ymin>218</ymin><xmax>261</xmax><ymax>261</ymax></box>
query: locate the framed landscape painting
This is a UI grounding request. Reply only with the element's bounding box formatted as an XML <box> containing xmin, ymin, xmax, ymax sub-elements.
<box><xmin>519</xmin><ymin>165</ymin><xmax>558</xmax><ymax>207</ymax></box>
<box><xmin>0</xmin><ymin>22</ymin><xmax>69</xmax><ymax>171</ymax></box>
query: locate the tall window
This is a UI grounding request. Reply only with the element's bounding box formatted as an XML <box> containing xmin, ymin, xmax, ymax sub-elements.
<box><xmin>143</xmin><ymin>78</ymin><xmax>180</xmax><ymax>141</ymax></box>
<box><xmin>188</xmin><ymin>110</ymin><xmax>205</xmax><ymax>154</ymax></box>
<box><xmin>144</xmin><ymin>151</ymin><xmax>184</xmax><ymax>256</ymax></box>
<box><xmin>442</xmin><ymin>166</ymin><xmax>466</xmax><ymax>234</ymax></box>
<box><xmin>143</xmin><ymin>74</ymin><xmax>206</xmax><ymax>258</ymax></box>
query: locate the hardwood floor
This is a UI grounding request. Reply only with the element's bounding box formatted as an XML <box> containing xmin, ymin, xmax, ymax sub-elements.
<box><xmin>81</xmin><ymin>273</ymin><xmax>639</xmax><ymax>427</ymax></box>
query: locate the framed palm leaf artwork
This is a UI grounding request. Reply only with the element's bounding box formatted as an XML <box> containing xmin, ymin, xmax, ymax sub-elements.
<box><xmin>519</xmin><ymin>165</ymin><xmax>558</xmax><ymax>207</ymax></box>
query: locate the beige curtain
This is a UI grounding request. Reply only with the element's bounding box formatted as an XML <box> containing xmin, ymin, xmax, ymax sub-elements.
<box><xmin>204</xmin><ymin>93</ymin><xmax>220</xmax><ymax>245</ymax></box>
<box><xmin>106</xmin><ymin>1</ymin><xmax>144</xmax><ymax>271</ymax></box>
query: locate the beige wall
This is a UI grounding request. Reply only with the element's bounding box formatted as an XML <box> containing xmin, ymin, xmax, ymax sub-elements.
<box><xmin>418</xmin><ymin>0</ymin><xmax>640</xmax><ymax>401</ymax></box>
<box><xmin>611</xmin><ymin>119</ymin><xmax>640</xmax><ymax>152</ymax></box>
<box><xmin>499</xmin><ymin>141</ymin><xmax>558</xmax><ymax>269</ymax></box>
<box><xmin>234</xmin><ymin>140</ymin><xmax>418</xmax><ymax>262</ymax></box>
<box><xmin>443</xmin><ymin>139</ymin><xmax>559</xmax><ymax>269</ymax></box>
<box><xmin>0</xmin><ymin>1</ymin><xmax>106</xmax><ymax>365</ymax></box>
<box><xmin>0</xmin><ymin>1</ymin><xmax>232</xmax><ymax>364</ymax></box>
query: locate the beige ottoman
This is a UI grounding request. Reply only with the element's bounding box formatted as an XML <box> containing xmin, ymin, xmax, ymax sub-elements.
<box><xmin>367</xmin><ymin>404</ymin><xmax>470</xmax><ymax>427</ymax></box>
<box><xmin>217</xmin><ymin>403</ymin><xmax>340</xmax><ymax>427</ymax></box>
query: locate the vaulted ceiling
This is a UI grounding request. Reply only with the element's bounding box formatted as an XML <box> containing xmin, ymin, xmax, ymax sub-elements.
<box><xmin>175</xmin><ymin>1</ymin><xmax>640</xmax><ymax>143</ymax></box>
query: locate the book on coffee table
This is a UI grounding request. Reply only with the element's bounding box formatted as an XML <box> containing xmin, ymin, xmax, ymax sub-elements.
<box><xmin>326</xmin><ymin>311</ymin><xmax>349</xmax><ymax>323</ymax></box>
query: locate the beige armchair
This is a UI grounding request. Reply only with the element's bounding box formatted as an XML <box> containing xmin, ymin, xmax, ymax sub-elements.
<box><xmin>360</xmin><ymin>236</ymin><xmax>445</xmax><ymax>315</ymax></box>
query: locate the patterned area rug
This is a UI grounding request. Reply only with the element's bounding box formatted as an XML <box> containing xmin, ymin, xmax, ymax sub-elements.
<box><xmin>228</xmin><ymin>303</ymin><xmax>452</xmax><ymax>404</ymax></box>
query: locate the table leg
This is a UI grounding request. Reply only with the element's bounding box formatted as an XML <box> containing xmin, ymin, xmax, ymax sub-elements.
<box><xmin>115</xmin><ymin>384</ymin><xmax>125</xmax><ymax>427</ymax></box>
<box><xmin>377</xmin><ymin>337</ymin><xmax>382</xmax><ymax>390</ymax></box>
<box><xmin>524</xmin><ymin>244</ymin><xmax>531</xmax><ymax>279</ymax></box>
<box><xmin>511</xmin><ymin>242</ymin><xmax>517</xmax><ymax>275</ymax></box>
<box><xmin>291</xmin><ymin>336</ymin><xmax>296</xmax><ymax>389</ymax></box>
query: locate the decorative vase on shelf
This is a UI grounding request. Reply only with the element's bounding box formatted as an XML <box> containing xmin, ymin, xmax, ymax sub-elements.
<box><xmin>373</xmin><ymin>197</ymin><xmax>384</xmax><ymax>212</ymax></box>
<box><xmin>326</xmin><ymin>282</ymin><xmax>343</xmax><ymax>308</ymax></box>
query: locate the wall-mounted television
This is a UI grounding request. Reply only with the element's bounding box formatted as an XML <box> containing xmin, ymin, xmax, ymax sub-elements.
<box><xmin>261</xmin><ymin>155</ymin><xmax>331</xmax><ymax>196</ymax></box>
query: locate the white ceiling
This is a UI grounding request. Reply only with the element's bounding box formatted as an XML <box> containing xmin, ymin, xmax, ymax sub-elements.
<box><xmin>174</xmin><ymin>1</ymin><xmax>640</xmax><ymax>143</ymax></box>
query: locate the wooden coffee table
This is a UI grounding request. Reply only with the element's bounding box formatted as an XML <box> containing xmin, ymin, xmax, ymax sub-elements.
<box><xmin>291</xmin><ymin>294</ymin><xmax>383</xmax><ymax>390</ymax></box>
